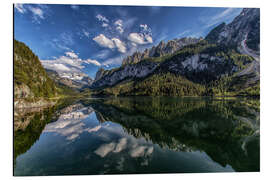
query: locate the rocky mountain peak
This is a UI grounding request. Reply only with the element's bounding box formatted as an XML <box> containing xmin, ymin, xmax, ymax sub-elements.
<box><xmin>122</xmin><ymin>37</ymin><xmax>201</xmax><ymax>66</ymax></box>
<box><xmin>205</xmin><ymin>8</ymin><xmax>260</xmax><ymax>52</ymax></box>
<box><xmin>95</xmin><ymin>68</ymin><xmax>106</xmax><ymax>81</ymax></box>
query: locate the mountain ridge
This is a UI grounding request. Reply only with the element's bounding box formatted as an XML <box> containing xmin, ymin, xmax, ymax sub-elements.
<box><xmin>90</xmin><ymin>8</ymin><xmax>260</xmax><ymax>97</ymax></box>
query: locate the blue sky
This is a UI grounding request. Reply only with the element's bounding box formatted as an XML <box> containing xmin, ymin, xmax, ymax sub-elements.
<box><xmin>14</xmin><ymin>4</ymin><xmax>242</xmax><ymax>79</ymax></box>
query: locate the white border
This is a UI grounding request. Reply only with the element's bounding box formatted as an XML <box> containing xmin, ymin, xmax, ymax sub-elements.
<box><xmin>1</xmin><ymin>0</ymin><xmax>270</xmax><ymax>180</ymax></box>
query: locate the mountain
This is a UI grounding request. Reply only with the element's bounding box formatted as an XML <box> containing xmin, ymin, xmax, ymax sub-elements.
<box><xmin>122</xmin><ymin>37</ymin><xmax>201</xmax><ymax>65</ymax></box>
<box><xmin>91</xmin><ymin>8</ymin><xmax>260</xmax><ymax>97</ymax></box>
<box><xmin>46</xmin><ymin>69</ymin><xmax>93</xmax><ymax>90</ymax></box>
<box><xmin>205</xmin><ymin>8</ymin><xmax>260</xmax><ymax>53</ymax></box>
<box><xmin>91</xmin><ymin>37</ymin><xmax>201</xmax><ymax>88</ymax></box>
<box><xmin>89</xmin><ymin>97</ymin><xmax>259</xmax><ymax>172</ymax></box>
<box><xmin>14</xmin><ymin>39</ymin><xmax>59</xmax><ymax>106</ymax></box>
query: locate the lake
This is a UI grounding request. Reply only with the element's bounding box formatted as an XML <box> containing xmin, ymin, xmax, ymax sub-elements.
<box><xmin>14</xmin><ymin>97</ymin><xmax>260</xmax><ymax>175</ymax></box>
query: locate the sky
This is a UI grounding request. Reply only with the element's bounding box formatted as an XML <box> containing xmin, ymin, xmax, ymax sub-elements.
<box><xmin>14</xmin><ymin>4</ymin><xmax>242</xmax><ymax>79</ymax></box>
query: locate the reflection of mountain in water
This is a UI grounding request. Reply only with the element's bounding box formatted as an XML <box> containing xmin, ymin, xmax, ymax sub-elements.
<box><xmin>14</xmin><ymin>99</ymin><xmax>92</xmax><ymax>159</ymax></box>
<box><xmin>14</xmin><ymin>97</ymin><xmax>259</xmax><ymax>173</ymax></box>
<box><xmin>14</xmin><ymin>107</ymin><xmax>58</xmax><ymax>160</ymax></box>
<box><xmin>43</xmin><ymin>103</ymin><xmax>95</xmax><ymax>141</ymax></box>
<box><xmin>88</xmin><ymin>97</ymin><xmax>259</xmax><ymax>172</ymax></box>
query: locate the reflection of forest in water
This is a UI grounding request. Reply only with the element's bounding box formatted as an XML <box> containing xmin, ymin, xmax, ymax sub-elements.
<box><xmin>14</xmin><ymin>97</ymin><xmax>260</xmax><ymax>173</ymax></box>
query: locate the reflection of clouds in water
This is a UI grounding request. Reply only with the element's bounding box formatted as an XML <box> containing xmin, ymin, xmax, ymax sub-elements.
<box><xmin>94</xmin><ymin>123</ymin><xmax>124</xmax><ymax>141</ymax></box>
<box><xmin>67</xmin><ymin>133</ymin><xmax>79</xmax><ymax>140</ymax></box>
<box><xmin>60</xmin><ymin>111</ymin><xmax>89</xmax><ymax>120</ymax></box>
<box><xmin>94</xmin><ymin>136</ymin><xmax>154</xmax><ymax>158</ymax></box>
<box><xmin>146</xmin><ymin>146</ymin><xmax>154</xmax><ymax>156</ymax></box>
<box><xmin>113</xmin><ymin>138</ymin><xmax>127</xmax><ymax>153</ymax></box>
<box><xmin>94</xmin><ymin>137</ymin><xmax>128</xmax><ymax>158</ymax></box>
<box><xmin>94</xmin><ymin>142</ymin><xmax>116</xmax><ymax>158</ymax></box>
<box><xmin>129</xmin><ymin>145</ymin><xmax>153</xmax><ymax>158</ymax></box>
<box><xmin>87</xmin><ymin>125</ymin><xmax>101</xmax><ymax>133</ymax></box>
<box><xmin>130</xmin><ymin>146</ymin><xmax>147</xmax><ymax>157</ymax></box>
<box><xmin>44</xmin><ymin>106</ymin><xmax>101</xmax><ymax>141</ymax></box>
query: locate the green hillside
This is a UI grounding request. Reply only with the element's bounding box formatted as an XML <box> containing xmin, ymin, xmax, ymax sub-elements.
<box><xmin>14</xmin><ymin>40</ymin><xmax>58</xmax><ymax>100</ymax></box>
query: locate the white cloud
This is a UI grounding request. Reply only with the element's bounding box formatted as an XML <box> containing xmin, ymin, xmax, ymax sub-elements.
<box><xmin>14</xmin><ymin>4</ymin><xmax>49</xmax><ymax>23</ymax></box>
<box><xmin>46</xmin><ymin>32</ymin><xmax>74</xmax><ymax>51</ymax></box>
<box><xmin>93</xmin><ymin>34</ymin><xmax>126</xmax><ymax>53</ymax></box>
<box><xmin>140</xmin><ymin>24</ymin><xmax>152</xmax><ymax>35</ymax></box>
<box><xmin>60</xmin><ymin>32</ymin><xmax>74</xmax><ymax>45</ymax></box>
<box><xmin>85</xmin><ymin>59</ymin><xmax>101</xmax><ymax>66</ymax></box>
<box><xmin>42</xmin><ymin>54</ymin><xmax>84</xmax><ymax>73</ymax></box>
<box><xmin>114</xmin><ymin>19</ymin><xmax>123</xmax><ymax>27</ymax></box>
<box><xmin>128</xmin><ymin>33</ymin><xmax>153</xmax><ymax>45</ymax></box>
<box><xmin>93</xmin><ymin>34</ymin><xmax>115</xmax><ymax>49</ymax></box>
<box><xmin>94</xmin><ymin>49</ymin><xmax>111</xmax><ymax>59</ymax></box>
<box><xmin>96</xmin><ymin>14</ymin><xmax>110</xmax><ymax>28</ymax></box>
<box><xmin>112</xmin><ymin>38</ymin><xmax>126</xmax><ymax>53</ymax></box>
<box><xmin>131</xmin><ymin>42</ymin><xmax>137</xmax><ymax>47</ymax></box>
<box><xmin>102</xmin><ymin>23</ymin><xmax>109</xmax><ymax>27</ymax></box>
<box><xmin>116</xmin><ymin>26</ymin><xmax>124</xmax><ymax>34</ymax></box>
<box><xmin>128</xmin><ymin>33</ymin><xmax>145</xmax><ymax>44</ymax></box>
<box><xmin>65</xmin><ymin>52</ymin><xmax>78</xmax><ymax>59</ymax></box>
<box><xmin>41</xmin><ymin>50</ymin><xmax>102</xmax><ymax>74</ymax></box>
<box><xmin>201</xmin><ymin>8</ymin><xmax>242</xmax><ymax>28</ymax></box>
<box><xmin>212</xmin><ymin>8</ymin><xmax>234</xmax><ymax>21</ymax></box>
<box><xmin>14</xmin><ymin>4</ymin><xmax>26</xmax><ymax>14</ymax></box>
<box><xmin>53</xmin><ymin>64</ymin><xmax>71</xmax><ymax>71</ymax></box>
<box><xmin>144</xmin><ymin>35</ymin><xmax>153</xmax><ymax>44</ymax></box>
<box><xmin>102</xmin><ymin>56</ymin><xmax>124</xmax><ymax>66</ymax></box>
<box><xmin>43</xmin><ymin>63</ymin><xmax>71</xmax><ymax>72</ymax></box>
<box><xmin>140</xmin><ymin>24</ymin><xmax>148</xmax><ymax>31</ymax></box>
<box><xmin>28</xmin><ymin>6</ymin><xmax>44</xmax><ymax>20</ymax></box>
<box><xmin>82</xmin><ymin>29</ymin><xmax>90</xmax><ymax>38</ymax></box>
<box><xmin>114</xmin><ymin>19</ymin><xmax>124</xmax><ymax>34</ymax></box>
<box><xmin>96</xmin><ymin>14</ymin><xmax>109</xmax><ymax>23</ymax></box>
<box><xmin>178</xmin><ymin>30</ymin><xmax>191</xmax><ymax>37</ymax></box>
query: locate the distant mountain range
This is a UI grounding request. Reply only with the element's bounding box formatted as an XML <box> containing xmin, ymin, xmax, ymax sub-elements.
<box><xmin>45</xmin><ymin>69</ymin><xmax>93</xmax><ymax>90</ymax></box>
<box><xmin>90</xmin><ymin>8</ymin><xmax>260</xmax><ymax>97</ymax></box>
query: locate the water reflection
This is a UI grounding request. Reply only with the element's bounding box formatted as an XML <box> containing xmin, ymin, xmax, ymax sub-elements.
<box><xmin>14</xmin><ymin>97</ymin><xmax>260</xmax><ymax>175</ymax></box>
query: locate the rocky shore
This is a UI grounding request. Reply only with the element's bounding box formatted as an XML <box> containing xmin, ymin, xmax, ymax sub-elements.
<box><xmin>14</xmin><ymin>98</ymin><xmax>57</xmax><ymax>109</ymax></box>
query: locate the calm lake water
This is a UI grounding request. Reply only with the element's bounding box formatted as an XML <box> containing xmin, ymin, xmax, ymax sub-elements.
<box><xmin>14</xmin><ymin>97</ymin><xmax>260</xmax><ymax>175</ymax></box>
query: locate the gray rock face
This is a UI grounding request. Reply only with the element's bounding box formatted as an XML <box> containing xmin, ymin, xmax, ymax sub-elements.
<box><xmin>122</xmin><ymin>37</ymin><xmax>201</xmax><ymax>65</ymax></box>
<box><xmin>206</xmin><ymin>8</ymin><xmax>260</xmax><ymax>52</ymax></box>
<box><xmin>91</xmin><ymin>61</ymin><xmax>158</xmax><ymax>88</ymax></box>
<box><xmin>162</xmin><ymin>53</ymin><xmax>239</xmax><ymax>80</ymax></box>
<box><xmin>14</xmin><ymin>99</ymin><xmax>57</xmax><ymax>109</ymax></box>
<box><xmin>14</xmin><ymin>84</ymin><xmax>34</xmax><ymax>99</ymax></box>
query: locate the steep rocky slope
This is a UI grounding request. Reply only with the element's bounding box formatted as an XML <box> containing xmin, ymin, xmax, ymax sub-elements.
<box><xmin>205</xmin><ymin>8</ymin><xmax>260</xmax><ymax>53</ymax></box>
